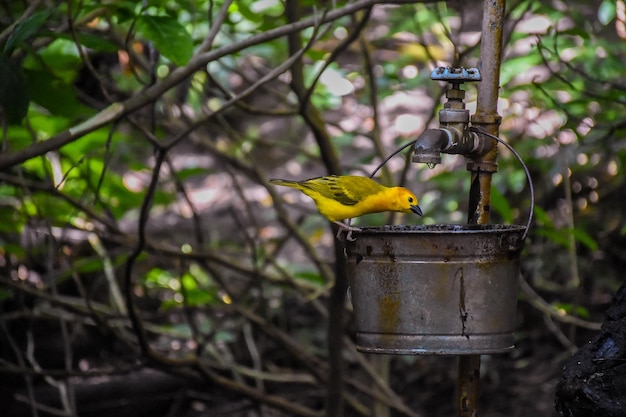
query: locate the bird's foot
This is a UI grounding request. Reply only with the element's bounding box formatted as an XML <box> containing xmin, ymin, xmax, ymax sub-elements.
<box><xmin>333</xmin><ymin>221</ymin><xmax>362</xmax><ymax>242</ymax></box>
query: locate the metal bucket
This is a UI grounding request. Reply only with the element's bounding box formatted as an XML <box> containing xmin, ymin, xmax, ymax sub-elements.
<box><xmin>346</xmin><ymin>224</ymin><xmax>526</xmax><ymax>355</ymax></box>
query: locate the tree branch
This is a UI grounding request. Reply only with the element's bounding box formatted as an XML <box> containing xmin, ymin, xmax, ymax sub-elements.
<box><xmin>0</xmin><ymin>0</ymin><xmax>435</xmax><ymax>171</ymax></box>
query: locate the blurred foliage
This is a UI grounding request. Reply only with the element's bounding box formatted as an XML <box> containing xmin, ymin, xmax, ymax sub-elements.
<box><xmin>1</xmin><ymin>0</ymin><xmax>625</xmax><ymax>416</ymax></box>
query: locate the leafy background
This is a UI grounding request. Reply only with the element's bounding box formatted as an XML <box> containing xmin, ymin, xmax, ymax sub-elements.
<box><xmin>0</xmin><ymin>0</ymin><xmax>624</xmax><ymax>416</ymax></box>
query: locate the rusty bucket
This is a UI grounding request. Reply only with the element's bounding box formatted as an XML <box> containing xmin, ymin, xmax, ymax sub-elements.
<box><xmin>346</xmin><ymin>224</ymin><xmax>526</xmax><ymax>355</ymax></box>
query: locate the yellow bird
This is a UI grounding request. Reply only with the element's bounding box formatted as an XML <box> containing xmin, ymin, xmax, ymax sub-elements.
<box><xmin>270</xmin><ymin>175</ymin><xmax>423</xmax><ymax>240</ymax></box>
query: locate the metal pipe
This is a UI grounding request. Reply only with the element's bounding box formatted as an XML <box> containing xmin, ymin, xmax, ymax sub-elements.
<box><xmin>467</xmin><ymin>0</ymin><xmax>506</xmax><ymax>222</ymax></box>
<box><xmin>457</xmin><ymin>355</ymin><xmax>481</xmax><ymax>417</ymax></box>
<box><xmin>473</xmin><ymin>0</ymin><xmax>506</xmax><ymax>123</ymax></box>
<box><xmin>458</xmin><ymin>0</ymin><xmax>506</xmax><ymax>416</ymax></box>
<box><xmin>412</xmin><ymin>128</ymin><xmax>451</xmax><ymax>165</ymax></box>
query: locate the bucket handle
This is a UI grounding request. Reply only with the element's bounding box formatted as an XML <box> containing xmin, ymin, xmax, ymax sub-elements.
<box><xmin>468</xmin><ymin>127</ymin><xmax>534</xmax><ymax>242</ymax></box>
<box><xmin>369</xmin><ymin>128</ymin><xmax>534</xmax><ymax>242</ymax></box>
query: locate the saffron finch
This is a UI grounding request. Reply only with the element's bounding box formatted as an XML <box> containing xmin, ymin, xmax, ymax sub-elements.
<box><xmin>270</xmin><ymin>175</ymin><xmax>422</xmax><ymax>240</ymax></box>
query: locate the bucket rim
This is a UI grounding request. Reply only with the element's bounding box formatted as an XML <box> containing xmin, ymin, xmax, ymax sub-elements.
<box><xmin>352</xmin><ymin>223</ymin><xmax>527</xmax><ymax>234</ymax></box>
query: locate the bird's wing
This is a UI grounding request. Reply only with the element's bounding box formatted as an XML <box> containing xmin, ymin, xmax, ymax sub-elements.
<box><xmin>303</xmin><ymin>176</ymin><xmax>383</xmax><ymax>206</ymax></box>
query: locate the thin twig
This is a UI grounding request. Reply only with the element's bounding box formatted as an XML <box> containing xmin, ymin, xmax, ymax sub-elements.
<box><xmin>519</xmin><ymin>274</ymin><xmax>602</xmax><ymax>331</ymax></box>
<box><xmin>198</xmin><ymin>0</ymin><xmax>233</xmax><ymax>52</ymax></box>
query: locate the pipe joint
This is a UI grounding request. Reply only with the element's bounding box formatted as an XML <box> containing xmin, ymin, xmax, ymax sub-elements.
<box><xmin>412</xmin><ymin>128</ymin><xmax>452</xmax><ymax>165</ymax></box>
<box><xmin>471</xmin><ymin>112</ymin><xmax>502</xmax><ymax>126</ymax></box>
<box><xmin>412</xmin><ymin>127</ymin><xmax>483</xmax><ymax>166</ymax></box>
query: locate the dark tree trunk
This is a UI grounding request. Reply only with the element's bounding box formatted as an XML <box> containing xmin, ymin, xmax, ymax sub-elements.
<box><xmin>554</xmin><ymin>280</ymin><xmax>626</xmax><ymax>417</ymax></box>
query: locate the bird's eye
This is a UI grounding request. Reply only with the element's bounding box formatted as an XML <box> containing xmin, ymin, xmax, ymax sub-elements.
<box><xmin>408</xmin><ymin>197</ymin><xmax>414</xmax><ymax>203</ymax></box>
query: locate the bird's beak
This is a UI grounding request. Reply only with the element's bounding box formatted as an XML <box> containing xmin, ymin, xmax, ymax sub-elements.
<box><xmin>411</xmin><ymin>205</ymin><xmax>423</xmax><ymax>216</ymax></box>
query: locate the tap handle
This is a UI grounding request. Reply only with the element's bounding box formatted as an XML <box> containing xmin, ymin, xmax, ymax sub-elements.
<box><xmin>431</xmin><ymin>67</ymin><xmax>482</xmax><ymax>86</ymax></box>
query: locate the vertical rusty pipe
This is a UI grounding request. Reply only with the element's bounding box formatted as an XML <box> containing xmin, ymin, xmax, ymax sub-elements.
<box><xmin>457</xmin><ymin>354</ymin><xmax>481</xmax><ymax>417</ymax></box>
<box><xmin>474</xmin><ymin>0</ymin><xmax>506</xmax><ymax>123</ymax></box>
<box><xmin>459</xmin><ymin>0</ymin><xmax>506</xmax><ymax>417</ymax></box>
<box><xmin>468</xmin><ymin>0</ymin><xmax>506</xmax><ymax>224</ymax></box>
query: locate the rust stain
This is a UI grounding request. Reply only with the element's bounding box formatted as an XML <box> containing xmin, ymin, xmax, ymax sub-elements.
<box><xmin>457</xmin><ymin>267</ymin><xmax>469</xmax><ymax>339</ymax></box>
<box><xmin>377</xmin><ymin>241</ymin><xmax>400</xmax><ymax>343</ymax></box>
<box><xmin>379</xmin><ymin>294</ymin><xmax>401</xmax><ymax>334</ymax></box>
<box><xmin>432</xmin><ymin>265</ymin><xmax>451</xmax><ymax>303</ymax></box>
<box><xmin>383</xmin><ymin>241</ymin><xmax>396</xmax><ymax>262</ymax></box>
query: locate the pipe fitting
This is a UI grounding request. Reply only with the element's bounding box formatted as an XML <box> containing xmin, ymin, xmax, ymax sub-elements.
<box><xmin>412</xmin><ymin>128</ymin><xmax>452</xmax><ymax>165</ymax></box>
<box><xmin>412</xmin><ymin>127</ymin><xmax>483</xmax><ymax>166</ymax></box>
<box><xmin>440</xmin><ymin>108</ymin><xmax>470</xmax><ymax>124</ymax></box>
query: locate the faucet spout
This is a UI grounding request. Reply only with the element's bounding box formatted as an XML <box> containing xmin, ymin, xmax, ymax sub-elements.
<box><xmin>412</xmin><ymin>128</ymin><xmax>453</xmax><ymax>165</ymax></box>
<box><xmin>412</xmin><ymin>126</ymin><xmax>483</xmax><ymax>167</ymax></box>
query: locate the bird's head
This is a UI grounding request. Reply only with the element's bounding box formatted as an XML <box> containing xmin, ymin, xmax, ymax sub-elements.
<box><xmin>393</xmin><ymin>187</ymin><xmax>423</xmax><ymax>216</ymax></box>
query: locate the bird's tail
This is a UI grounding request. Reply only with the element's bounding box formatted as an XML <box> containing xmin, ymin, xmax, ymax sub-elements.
<box><xmin>269</xmin><ymin>179</ymin><xmax>299</xmax><ymax>188</ymax></box>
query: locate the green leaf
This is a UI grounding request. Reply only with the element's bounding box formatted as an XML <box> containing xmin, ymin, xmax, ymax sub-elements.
<box><xmin>80</xmin><ymin>1</ymin><xmax>138</xmax><ymax>23</ymax></box>
<box><xmin>536</xmin><ymin>228</ymin><xmax>572</xmax><ymax>249</ymax></box>
<box><xmin>294</xmin><ymin>270</ymin><xmax>324</xmax><ymax>286</ymax></box>
<box><xmin>136</xmin><ymin>15</ymin><xmax>194</xmax><ymax>66</ymax></box>
<box><xmin>0</xmin><ymin>206</ymin><xmax>22</xmax><ymax>233</ymax></box>
<box><xmin>23</xmin><ymin>68</ymin><xmax>88</xmax><ymax>118</ymax></box>
<box><xmin>3</xmin><ymin>8</ymin><xmax>56</xmax><ymax>56</ymax></box>
<box><xmin>182</xmin><ymin>287</ymin><xmax>218</xmax><ymax>306</ymax></box>
<box><xmin>59</xmin><ymin>32</ymin><xmax>119</xmax><ymax>53</ymax></box>
<box><xmin>490</xmin><ymin>187</ymin><xmax>514</xmax><ymax>224</ymax></box>
<box><xmin>176</xmin><ymin>167</ymin><xmax>213</xmax><ymax>181</ymax></box>
<box><xmin>23</xmin><ymin>38</ymin><xmax>83</xmax><ymax>83</ymax></box>
<box><xmin>71</xmin><ymin>257</ymin><xmax>107</xmax><ymax>275</ymax></box>
<box><xmin>144</xmin><ymin>267</ymin><xmax>176</xmax><ymax>288</ymax></box>
<box><xmin>572</xmin><ymin>228</ymin><xmax>599</xmax><ymax>252</ymax></box>
<box><xmin>501</xmin><ymin>54</ymin><xmax>542</xmax><ymax>85</ymax></box>
<box><xmin>1</xmin><ymin>242</ymin><xmax>27</xmax><ymax>258</ymax></box>
<box><xmin>598</xmin><ymin>0</ymin><xmax>616</xmax><ymax>25</ymax></box>
<box><xmin>555</xmin><ymin>302</ymin><xmax>591</xmax><ymax>319</ymax></box>
<box><xmin>0</xmin><ymin>288</ymin><xmax>13</xmax><ymax>301</ymax></box>
<box><xmin>532</xmin><ymin>206</ymin><xmax>553</xmax><ymax>227</ymax></box>
<box><xmin>0</xmin><ymin>56</ymin><xmax>29</xmax><ymax>124</ymax></box>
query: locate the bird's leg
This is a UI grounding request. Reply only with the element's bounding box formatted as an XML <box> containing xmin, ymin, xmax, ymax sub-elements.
<box><xmin>333</xmin><ymin>220</ymin><xmax>362</xmax><ymax>241</ymax></box>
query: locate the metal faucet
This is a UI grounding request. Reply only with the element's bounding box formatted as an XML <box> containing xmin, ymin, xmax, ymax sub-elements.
<box><xmin>412</xmin><ymin>67</ymin><xmax>487</xmax><ymax>165</ymax></box>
